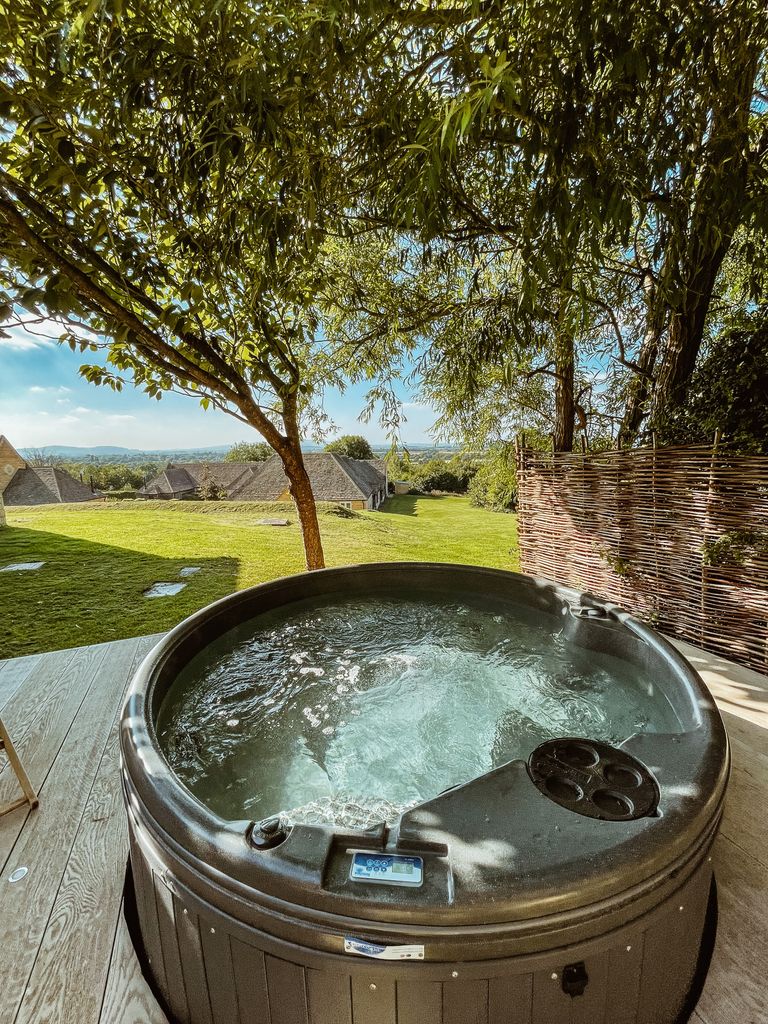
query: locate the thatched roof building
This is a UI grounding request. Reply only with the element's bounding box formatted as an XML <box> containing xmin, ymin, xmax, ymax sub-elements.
<box><xmin>230</xmin><ymin>453</ymin><xmax>388</xmax><ymax>509</ymax></box>
<box><xmin>0</xmin><ymin>436</ymin><xmax>100</xmax><ymax>506</ymax></box>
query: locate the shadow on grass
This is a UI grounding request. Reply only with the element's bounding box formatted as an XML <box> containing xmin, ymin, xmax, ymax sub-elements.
<box><xmin>381</xmin><ymin>494</ymin><xmax>448</xmax><ymax>517</ymax></box>
<box><xmin>0</xmin><ymin>527</ymin><xmax>238</xmax><ymax>659</ymax></box>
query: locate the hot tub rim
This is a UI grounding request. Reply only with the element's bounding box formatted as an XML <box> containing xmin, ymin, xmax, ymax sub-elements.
<box><xmin>120</xmin><ymin>563</ymin><xmax>729</xmax><ymax>931</ymax></box>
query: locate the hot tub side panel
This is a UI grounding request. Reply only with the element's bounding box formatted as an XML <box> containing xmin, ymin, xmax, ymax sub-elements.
<box><xmin>127</xmin><ymin>818</ymin><xmax>714</xmax><ymax>1024</ymax></box>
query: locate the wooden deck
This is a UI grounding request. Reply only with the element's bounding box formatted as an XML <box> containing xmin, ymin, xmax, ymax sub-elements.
<box><xmin>0</xmin><ymin>634</ymin><xmax>766</xmax><ymax>1024</ymax></box>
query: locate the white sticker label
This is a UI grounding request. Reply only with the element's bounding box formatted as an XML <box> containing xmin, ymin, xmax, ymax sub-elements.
<box><xmin>344</xmin><ymin>937</ymin><xmax>425</xmax><ymax>961</ymax></box>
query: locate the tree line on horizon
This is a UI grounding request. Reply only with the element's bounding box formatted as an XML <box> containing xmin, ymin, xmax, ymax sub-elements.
<box><xmin>1</xmin><ymin>2</ymin><xmax>766</xmax><ymax>567</ymax></box>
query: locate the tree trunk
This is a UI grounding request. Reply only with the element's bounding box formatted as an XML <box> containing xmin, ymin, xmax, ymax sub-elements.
<box><xmin>617</xmin><ymin>269</ymin><xmax>664</xmax><ymax>447</ymax></box>
<box><xmin>650</xmin><ymin>251</ymin><xmax>727</xmax><ymax>425</ymax></box>
<box><xmin>279</xmin><ymin>439</ymin><xmax>326</xmax><ymax>571</ymax></box>
<box><xmin>650</xmin><ymin>42</ymin><xmax>758</xmax><ymax>426</ymax></box>
<box><xmin>277</xmin><ymin>395</ymin><xmax>325</xmax><ymax>570</ymax></box>
<box><xmin>553</xmin><ymin>329</ymin><xmax>575</xmax><ymax>451</ymax></box>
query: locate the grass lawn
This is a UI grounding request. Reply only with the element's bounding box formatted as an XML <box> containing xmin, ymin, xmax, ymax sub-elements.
<box><xmin>0</xmin><ymin>495</ymin><xmax>518</xmax><ymax>658</ymax></box>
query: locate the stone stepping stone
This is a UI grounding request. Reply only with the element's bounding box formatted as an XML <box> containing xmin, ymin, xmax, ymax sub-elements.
<box><xmin>258</xmin><ymin>518</ymin><xmax>290</xmax><ymax>526</ymax></box>
<box><xmin>179</xmin><ymin>566</ymin><xmax>201</xmax><ymax>577</ymax></box>
<box><xmin>0</xmin><ymin>562</ymin><xmax>45</xmax><ymax>572</ymax></box>
<box><xmin>144</xmin><ymin>582</ymin><xmax>187</xmax><ymax>598</ymax></box>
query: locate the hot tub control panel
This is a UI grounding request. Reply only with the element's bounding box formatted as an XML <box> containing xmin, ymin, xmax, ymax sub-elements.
<box><xmin>349</xmin><ymin>851</ymin><xmax>423</xmax><ymax>887</ymax></box>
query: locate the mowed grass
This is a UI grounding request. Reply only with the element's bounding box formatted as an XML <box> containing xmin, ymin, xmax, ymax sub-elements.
<box><xmin>0</xmin><ymin>495</ymin><xmax>518</xmax><ymax>657</ymax></box>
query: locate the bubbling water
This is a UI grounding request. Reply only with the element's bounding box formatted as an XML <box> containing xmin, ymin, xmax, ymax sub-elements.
<box><xmin>157</xmin><ymin>594</ymin><xmax>681</xmax><ymax>828</ymax></box>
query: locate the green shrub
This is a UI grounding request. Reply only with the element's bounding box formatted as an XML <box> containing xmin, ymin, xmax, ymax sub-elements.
<box><xmin>468</xmin><ymin>445</ymin><xmax>517</xmax><ymax>511</ymax></box>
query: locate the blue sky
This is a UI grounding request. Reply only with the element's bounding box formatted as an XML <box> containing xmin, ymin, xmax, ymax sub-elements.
<box><xmin>0</xmin><ymin>324</ymin><xmax>438</xmax><ymax>449</ymax></box>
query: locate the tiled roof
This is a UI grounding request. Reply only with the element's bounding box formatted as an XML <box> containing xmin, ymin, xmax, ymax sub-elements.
<box><xmin>173</xmin><ymin>462</ymin><xmax>259</xmax><ymax>489</ymax></box>
<box><xmin>347</xmin><ymin>458</ymin><xmax>388</xmax><ymax>495</ymax></box>
<box><xmin>139</xmin><ymin>462</ymin><xmax>260</xmax><ymax>497</ymax></box>
<box><xmin>3</xmin><ymin>468</ymin><xmax>99</xmax><ymax>506</ymax></box>
<box><xmin>230</xmin><ymin>453</ymin><xmax>387</xmax><ymax>502</ymax></box>
<box><xmin>140</xmin><ymin>467</ymin><xmax>195</xmax><ymax>496</ymax></box>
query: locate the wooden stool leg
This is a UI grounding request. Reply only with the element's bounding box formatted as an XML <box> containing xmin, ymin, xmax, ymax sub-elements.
<box><xmin>0</xmin><ymin>719</ymin><xmax>38</xmax><ymax>816</ymax></box>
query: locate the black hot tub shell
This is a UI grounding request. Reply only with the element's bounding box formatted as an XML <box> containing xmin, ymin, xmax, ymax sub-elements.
<box><xmin>120</xmin><ymin>564</ymin><xmax>729</xmax><ymax>1024</ymax></box>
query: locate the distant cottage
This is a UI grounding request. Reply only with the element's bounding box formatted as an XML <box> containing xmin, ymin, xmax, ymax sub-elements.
<box><xmin>138</xmin><ymin>461</ymin><xmax>262</xmax><ymax>500</ymax></box>
<box><xmin>0</xmin><ymin>436</ymin><xmax>99</xmax><ymax>506</ymax></box>
<box><xmin>140</xmin><ymin>453</ymin><xmax>388</xmax><ymax>510</ymax></box>
<box><xmin>230</xmin><ymin>453</ymin><xmax>388</xmax><ymax>510</ymax></box>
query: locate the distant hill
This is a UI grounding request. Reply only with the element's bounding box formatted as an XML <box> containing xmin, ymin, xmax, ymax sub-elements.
<box><xmin>20</xmin><ymin>444</ymin><xmax>236</xmax><ymax>459</ymax></box>
<box><xmin>19</xmin><ymin>441</ymin><xmax>456</xmax><ymax>463</ymax></box>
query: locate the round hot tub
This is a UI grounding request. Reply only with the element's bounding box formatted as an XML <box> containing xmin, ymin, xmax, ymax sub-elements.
<box><xmin>120</xmin><ymin>564</ymin><xmax>729</xmax><ymax>1024</ymax></box>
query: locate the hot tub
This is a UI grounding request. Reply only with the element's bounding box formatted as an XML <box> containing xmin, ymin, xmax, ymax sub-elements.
<box><xmin>120</xmin><ymin>564</ymin><xmax>728</xmax><ymax>1024</ymax></box>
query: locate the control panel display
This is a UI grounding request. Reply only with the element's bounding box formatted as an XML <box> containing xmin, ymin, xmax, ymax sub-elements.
<box><xmin>349</xmin><ymin>851</ymin><xmax>423</xmax><ymax>887</ymax></box>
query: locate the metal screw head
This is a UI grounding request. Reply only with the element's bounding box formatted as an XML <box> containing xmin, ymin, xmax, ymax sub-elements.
<box><xmin>451</xmin><ymin>970</ymin><xmax>459</xmax><ymax>978</ymax></box>
<box><xmin>369</xmin><ymin>983</ymin><xmax>377</xmax><ymax>991</ymax></box>
<box><xmin>551</xmin><ymin>972</ymin><xmax>558</xmax><ymax>980</ymax></box>
<box><xmin>679</xmin><ymin>905</ymin><xmax>684</xmax><ymax>912</ymax></box>
<box><xmin>626</xmin><ymin>945</ymin><xmax>632</xmax><ymax>952</ymax></box>
<box><xmin>210</xmin><ymin>927</ymin><xmax>216</xmax><ymax>934</ymax></box>
<box><xmin>8</xmin><ymin>867</ymin><xmax>28</xmax><ymax>883</ymax></box>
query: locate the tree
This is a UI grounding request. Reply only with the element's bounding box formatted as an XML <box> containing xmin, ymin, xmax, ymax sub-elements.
<box><xmin>196</xmin><ymin>467</ymin><xmax>227</xmax><ymax>501</ymax></box>
<box><xmin>224</xmin><ymin>442</ymin><xmax>273</xmax><ymax>464</ymax></box>
<box><xmin>656</xmin><ymin>314</ymin><xmax>768</xmax><ymax>453</ymax></box>
<box><xmin>24</xmin><ymin>447</ymin><xmax>59</xmax><ymax>467</ymax></box>
<box><xmin>0</xmin><ymin>0</ymin><xmax>362</xmax><ymax>569</ymax></box>
<box><xmin>331</xmin><ymin>1</ymin><xmax>768</xmax><ymax>447</ymax></box>
<box><xmin>415</xmin><ymin>455</ymin><xmax>477</xmax><ymax>494</ymax></box>
<box><xmin>467</xmin><ymin>445</ymin><xmax>518</xmax><ymax>513</ymax></box>
<box><xmin>324</xmin><ymin>435</ymin><xmax>374</xmax><ymax>460</ymax></box>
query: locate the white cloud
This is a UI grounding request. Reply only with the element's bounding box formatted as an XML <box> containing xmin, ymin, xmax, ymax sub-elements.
<box><xmin>28</xmin><ymin>385</ymin><xmax>72</xmax><ymax>395</ymax></box>
<box><xmin>107</xmin><ymin>414</ymin><xmax>137</xmax><ymax>423</ymax></box>
<box><xmin>73</xmin><ymin>405</ymin><xmax>95</xmax><ymax>414</ymax></box>
<box><xmin>1</xmin><ymin>317</ymin><xmax>96</xmax><ymax>352</ymax></box>
<box><xmin>0</xmin><ymin>324</ymin><xmax>59</xmax><ymax>351</ymax></box>
<box><xmin>0</xmin><ymin>334</ymin><xmax>53</xmax><ymax>352</ymax></box>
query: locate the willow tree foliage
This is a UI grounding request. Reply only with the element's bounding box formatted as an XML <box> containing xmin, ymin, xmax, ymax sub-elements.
<box><xmin>331</xmin><ymin>1</ymin><xmax>768</xmax><ymax>449</ymax></box>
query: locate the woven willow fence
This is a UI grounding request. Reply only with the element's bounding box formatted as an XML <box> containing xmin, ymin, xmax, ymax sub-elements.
<box><xmin>516</xmin><ymin>442</ymin><xmax>768</xmax><ymax>672</ymax></box>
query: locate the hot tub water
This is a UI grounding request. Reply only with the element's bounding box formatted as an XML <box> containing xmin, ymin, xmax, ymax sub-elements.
<box><xmin>158</xmin><ymin>594</ymin><xmax>681</xmax><ymax>828</ymax></box>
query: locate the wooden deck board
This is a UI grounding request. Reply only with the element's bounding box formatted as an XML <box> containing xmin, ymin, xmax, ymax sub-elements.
<box><xmin>0</xmin><ymin>639</ymin><xmax>139</xmax><ymax>1024</ymax></box>
<box><xmin>0</xmin><ymin>653</ymin><xmax>42</xmax><ymax>713</ymax></box>
<box><xmin>0</xmin><ymin>632</ymin><xmax>764</xmax><ymax>1024</ymax></box>
<box><xmin>670</xmin><ymin>639</ymin><xmax>768</xmax><ymax>1024</ymax></box>
<box><xmin>0</xmin><ymin>644</ymin><xmax>106</xmax><ymax>871</ymax></box>
<box><xmin>13</xmin><ymin>638</ymin><xmax>146</xmax><ymax>1024</ymax></box>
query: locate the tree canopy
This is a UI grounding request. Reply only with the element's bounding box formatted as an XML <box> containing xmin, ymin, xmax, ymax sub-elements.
<box><xmin>0</xmin><ymin>0</ymin><xmax>362</xmax><ymax>568</ymax></box>
<box><xmin>224</xmin><ymin>442</ymin><xmax>273</xmax><ymax>464</ymax></box>
<box><xmin>321</xmin><ymin>0</ymin><xmax>768</xmax><ymax>450</ymax></box>
<box><xmin>324</xmin><ymin>435</ymin><xmax>374</xmax><ymax>460</ymax></box>
<box><xmin>1</xmin><ymin>0</ymin><xmax>766</xmax><ymax>564</ymax></box>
